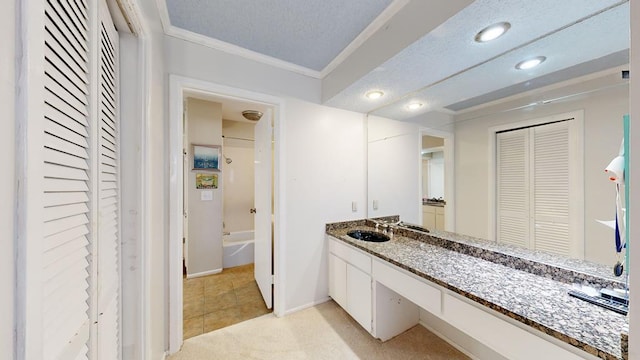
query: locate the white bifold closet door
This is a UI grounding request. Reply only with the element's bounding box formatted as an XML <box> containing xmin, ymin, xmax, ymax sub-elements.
<box><xmin>41</xmin><ymin>0</ymin><xmax>120</xmax><ymax>358</ymax></box>
<box><xmin>497</xmin><ymin>120</ymin><xmax>578</xmax><ymax>258</ymax></box>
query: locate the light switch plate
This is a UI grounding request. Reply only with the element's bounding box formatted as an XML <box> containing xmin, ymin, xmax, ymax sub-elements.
<box><xmin>352</xmin><ymin>201</ymin><xmax>357</xmax><ymax>212</ymax></box>
<box><xmin>373</xmin><ymin>200</ymin><xmax>379</xmax><ymax>210</ymax></box>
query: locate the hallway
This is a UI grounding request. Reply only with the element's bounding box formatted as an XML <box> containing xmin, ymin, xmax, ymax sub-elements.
<box><xmin>183</xmin><ymin>264</ymin><xmax>271</xmax><ymax>339</ymax></box>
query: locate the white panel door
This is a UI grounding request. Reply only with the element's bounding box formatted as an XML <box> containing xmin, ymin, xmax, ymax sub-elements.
<box><xmin>254</xmin><ymin>109</ymin><xmax>273</xmax><ymax>309</ymax></box>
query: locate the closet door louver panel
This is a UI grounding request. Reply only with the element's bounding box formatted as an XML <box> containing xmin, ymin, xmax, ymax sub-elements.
<box><xmin>496</xmin><ymin>129</ymin><xmax>530</xmax><ymax>248</ymax></box>
<box><xmin>43</xmin><ymin>0</ymin><xmax>91</xmax><ymax>358</ymax></box>
<box><xmin>97</xmin><ymin>7</ymin><xmax>121</xmax><ymax>358</ymax></box>
<box><xmin>532</xmin><ymin>122</ymin><xmax>571</xmax><ymax>256</ymax></box>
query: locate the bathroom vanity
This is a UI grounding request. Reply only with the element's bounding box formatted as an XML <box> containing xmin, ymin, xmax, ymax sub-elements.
<box><xmin>326</xmin><ymin>218</ymin><xmax>628</xmax><ymax>360</ymax></box>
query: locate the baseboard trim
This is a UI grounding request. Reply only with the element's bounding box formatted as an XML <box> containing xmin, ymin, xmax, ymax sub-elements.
<box><xmin>186</xmin><ymin>268</ymin><xmax>223</xmax><ymax>279</ymax></box>
<box><xmin>283</xmin><ymin>297</ymin><xmax>331</xmax><ymax>316</ymax></box>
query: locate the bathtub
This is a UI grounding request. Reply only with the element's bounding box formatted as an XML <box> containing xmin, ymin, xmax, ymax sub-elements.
<box><xmin>223</xmin><ymin>230</ymin><xmax>255</xmax><ymax>268</ymax></box>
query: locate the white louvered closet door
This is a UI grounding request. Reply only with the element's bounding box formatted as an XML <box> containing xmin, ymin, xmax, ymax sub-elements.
<box><xmin>41</xmin><ymin>0</ymin><xmax>120</xmax><ymax>358</ymax></box>
<box><xmin>497</xmin><ymin>119</ymin><xmax>577</xmax><ymax>258</ymax></box>
<box><xmin>43</xmin><ymin>0</ymin><xmax>92</xmax><ymax>358</ymax></box>
<box><xmin>97</xmin><ymin>1</ymin><xmax>121</xmax><ymax>358</ymax></box>
<box><xmin>496</xmin><ymin>129</ymin><xmax>530</xmax><ymax>249</ymax></box>
<box><xmin>532</xmin><ymin>121</ymin><xmax>571</xmax><ymax>256</ymax></box>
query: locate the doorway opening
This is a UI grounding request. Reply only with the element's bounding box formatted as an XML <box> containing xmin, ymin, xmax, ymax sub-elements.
<box><xmin>169</xmin><ymin>75</ymin><xmax>284</xmax><ymax>353</ymax></box>
<box><xmin>181</xmin><ymin>95</ymin><xmax>275</xmax><ymax>339</ymax></box>
<box><xmin>421</xmin><ymin>135</ymin><xmax>446</xmax><ymax>230</ymax></box>
<box><xmin>419</xmin><ymin>129</ymin><xmax>455</xmax><ymax>232</ymax></box>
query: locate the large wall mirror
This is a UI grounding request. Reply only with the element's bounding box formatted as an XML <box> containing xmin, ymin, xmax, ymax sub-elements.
<box><xmin>366</xmin><ymin>2</ymin><xmax>630</xmax><ymax>271</ymax></box>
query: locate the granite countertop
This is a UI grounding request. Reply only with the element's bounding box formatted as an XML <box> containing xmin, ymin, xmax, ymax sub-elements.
<box><xmin>326</xmin><ymin>221</ymin><xmax>628</xmax><ymax>360</ymax></box>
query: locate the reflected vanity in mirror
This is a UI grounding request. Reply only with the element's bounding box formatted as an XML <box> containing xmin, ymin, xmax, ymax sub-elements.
<box><xmin>365</xmin><ymin>1</ymin><xmax>630</xmax><ymax>279</ymax></box>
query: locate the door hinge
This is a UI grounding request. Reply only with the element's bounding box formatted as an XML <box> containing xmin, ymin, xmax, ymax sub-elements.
<box><xmin>272</xmin><ymin>274</ymin><xmax>275</xmax><ymax>284</ymax></box>
<box><xmin>183</xmin><ymin>237</ymin><xmax>186</xmax><ymax>244</ymax></box>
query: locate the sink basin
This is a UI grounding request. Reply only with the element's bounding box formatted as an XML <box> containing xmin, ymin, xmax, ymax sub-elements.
<box><xmin>347</xmin><ymin>230</ymin><xmax>390</xmax><ymax>242</ymax></box>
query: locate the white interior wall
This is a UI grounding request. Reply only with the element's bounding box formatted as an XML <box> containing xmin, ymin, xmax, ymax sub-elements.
<box><xmin>368</xmin><ymin>115</ymin><xmax>421</xmax><ymax>223</ymax></box>
<box><xmin>164</xmin><ymin>35</ymin><xmax>321</xmax><ymax>103</ymax></box>
<box><xmin>284</xmin><ymin>98</ymin><xmax>367</xmax><ymax>312</ymax></box>
<box><xmin>222</xmin><ymin>121</ymin><xmax>255</xmax><ymax>233</ymax></box>
<box><xmin>627</xmin><ymin>1</ymin><xmax>639</xmax><ymax>357</ymax></box>
<box><xmin>1</xmin><ymin>0</ymin><xmax>15</xmax><ymax>356</ymax></box>
<box><xmin>455</xmin><ymin>83</ymin><xmax>628</xmax><ymax>266</ymax></box>
<box><xmin>186</xmin><ymin>98</ymin><xmax>224</xmax><ymax>275</ymax></box>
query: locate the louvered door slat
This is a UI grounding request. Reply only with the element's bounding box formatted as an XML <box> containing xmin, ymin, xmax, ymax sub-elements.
<box><xmin>43</xmin><ymin>0</ymin><xmax>91</xmax><ymax>358</ymax></box>
<box><xmin>44</xmin><ymin>147</ymin><xmax>89</xmax><ymax>170</ymax></box>
<box><xmin>96</xmin><ymin>8</ymin><xmax>121</xmax><ymax>358</ymax></box>
<box><xmin>42</xmin><ymin>224</ymin><xmax>89</xmax><ymax>253</ymax></box>
<box><xmin>45</xmin><ymin>76</ymin><xmax>88</xmax><ymax>118</ymax></box>
<box><xmin>44</xmin><ymin>133</ymin><xmax>88</xmax><ymax>159</ymax></box>
<box><xmin>47</xmin><ymin>0</ymin><xmax>88</xmax><ymax>55</ymax></box>
<box><xmin>45</xmin><ymin>118</ymin><xmax>88</xmax><ymax>148</ymax></box>
<box><xmin>44</xmin><ymin>92</ymin><xmax>89</xmax><ymax>128</ymax></box>
<box><xmin>45</xmin><ymin>53</ymin><xmax>87</xmax><ymax>100</ymax></box>
<box><xmin>44</xmin><ymin>162</ymin><xmax>88</xmax><ymax>181</ymax></box>
<box><xmin>44</xmin><ymin>177</ymin><xmax>89</xmax><ymax>192</ymax></box>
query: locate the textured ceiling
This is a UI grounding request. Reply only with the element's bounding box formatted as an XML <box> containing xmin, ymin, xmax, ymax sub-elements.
<box><xmin>162</xmin><ymin>0</ymin><xmax>630</xmax><ymax>122</ymax></box>
<box><xmin>327</xmin><ymin>0</ymin><xmax>629</xmax><ymax>118</ymax></box>
<box><xmin>165</xmin><ymin>0</ymin><xmax>393</xmax><ymax>71</ymax></box>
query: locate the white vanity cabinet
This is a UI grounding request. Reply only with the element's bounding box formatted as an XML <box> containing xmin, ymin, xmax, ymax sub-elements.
<box><xmin>327</xmin><ymin>234</ymin><xmax>602</xmax><ymax>360</ymax></box>
<box><xmin>423</xmin><ymin>205</ymin><xmax>445</xmax><ymax>230</ymax></box>
<box><xmin>328</xmin><ymin>237</ymin><xmax>372</xmax><ymax>332</ymax></box>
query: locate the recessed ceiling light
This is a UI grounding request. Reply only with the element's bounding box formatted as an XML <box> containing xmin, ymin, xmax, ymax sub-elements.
<box><xmin>475</xmin><ymin>22</ymin><xmax>511</xmax><ymax>42</ymax></box>
<box><xmin>515</xmin><ymin>56</ymin><xmax>546</xmax><ymax>70</ymax></box>
<box><xmin>407</xmin><ymin>102</ymin><xmax>423</xmax><ymax>110</ymax></box>
<box><xmin>366</xmin><ymin>90</ymin><xmax>384</xmax><ymax>100</ymax></box>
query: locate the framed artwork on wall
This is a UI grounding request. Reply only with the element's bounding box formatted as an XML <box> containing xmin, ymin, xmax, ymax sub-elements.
<box><xmin>192</xmin><ymin>144</ymin><xmax>221</xmax><ymax>171</ymax></box>
<box><xmin>195</xmin><ymin>173</ymin><xmax>218</xmax><ymax>189</ymax></box>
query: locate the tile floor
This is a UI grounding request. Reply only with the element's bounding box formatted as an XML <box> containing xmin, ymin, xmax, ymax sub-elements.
<box><xmin>183</xmin><ymin>263</ymin><xmax>271</xmax><ymax>339</ymax></box>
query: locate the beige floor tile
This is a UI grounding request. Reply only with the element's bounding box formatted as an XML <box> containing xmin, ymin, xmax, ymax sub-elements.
<box><xmin>204</xmin><ymin>277</ymin><xmax>234</xmax><ymax>297</ymax></box>
<box><xmin>236</xmin><ymin>301</ymin><xmax>270</xmax><ymax>322</ymax></box>
<box><xmin>183</xmin><ymin>277</ymin><xmax>204</xmax><ymax>297</ymax></box>
<box><xmin>234</xmin><ymin>281</ymin><xmax>262</xmax><ymax>304</ymax></box>
<box><xmin>204</xmin><ymin>290</ymin><xmax>237</xmax><ymax>314</ymax></box>
<box><xmin>203</xmin><ymin>307</ymin><xmax>242</xmax><ymax>333</ymax></box>
<box><xmin>183</xmin><ymin>296</ymin><xmax>204</xmax><ymax>320</ymax></box>
<box><xmin>230</xmin><ymin>272</ymin><xmax>255</xmax><ymax>287</ymax></box>
<box><xmin>183</xmin><ymin>316</ymin><xmax>204</xmax><ymax>340</ymax></box>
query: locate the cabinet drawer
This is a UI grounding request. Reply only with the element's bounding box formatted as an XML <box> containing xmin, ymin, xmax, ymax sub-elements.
<box><xmin>372</xmin><ymin>259</ymin><xmax>441</xmax><ymax>315</ymax></box>
<box><xmin>443</xmin><ymin>294</ymin><xmax>585</xmax><ymax>360</ymax></box>
<box><xmin>435</xmin><ymin>206</ymin><xmax>445</xmax><ymax>215</ymax></box>
<box><xmin>329</xmin><ymin>238</ymin><xmax>371</xmax><ymax>274</ymax></box>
